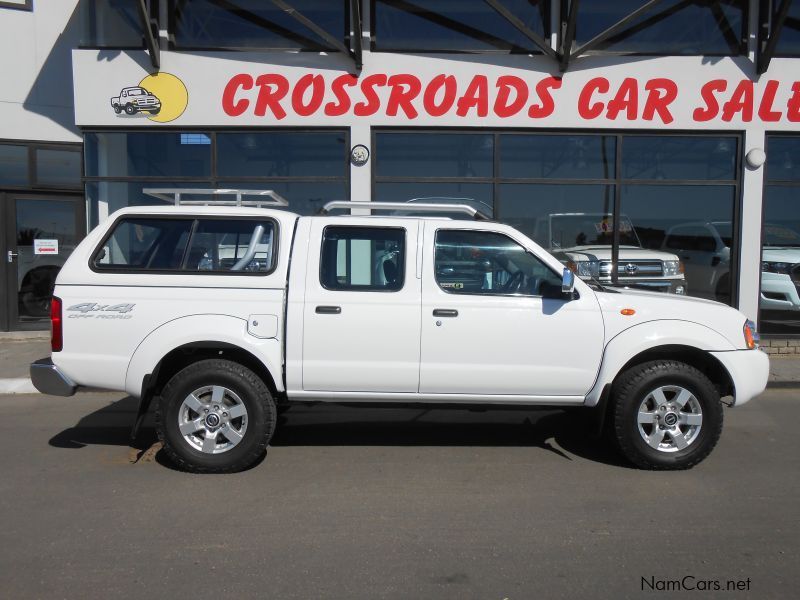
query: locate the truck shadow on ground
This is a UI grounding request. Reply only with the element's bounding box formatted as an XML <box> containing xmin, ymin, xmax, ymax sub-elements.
<box><xmin>48</xmin><ymin>397</ymin><xmax>631</xmax><ymax>469</ymax></box>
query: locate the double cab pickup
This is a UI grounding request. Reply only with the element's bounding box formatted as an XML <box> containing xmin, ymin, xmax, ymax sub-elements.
<box><xmin>31</xmin><ymin>191</ymin><xmax>769</xmax><ymax>473</ymax></box>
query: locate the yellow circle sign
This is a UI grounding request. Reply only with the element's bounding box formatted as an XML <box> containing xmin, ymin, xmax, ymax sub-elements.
<box><xmin>138</xmin><ymin>72</ymin><xmax>188</xmax><ymax>123</ymax></box>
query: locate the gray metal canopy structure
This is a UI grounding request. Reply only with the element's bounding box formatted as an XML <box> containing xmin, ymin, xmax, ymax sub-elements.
<box><xmin>135</xmin><ymin>0</ymin><xmax>363</xmax><ymax>72</ymax></box>
<box><xmin>131</xmin><ymin>1</ymin><xmax>792</xmax><ymax>76</ymax></box>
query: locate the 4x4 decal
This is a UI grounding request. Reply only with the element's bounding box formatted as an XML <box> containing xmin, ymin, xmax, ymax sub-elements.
<box><xmin>67</xmin><ymin>303</ymin><xmax>135</xmax><ymax>319</ymax></box>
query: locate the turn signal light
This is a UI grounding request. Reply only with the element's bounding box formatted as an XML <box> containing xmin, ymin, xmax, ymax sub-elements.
<box><xmin>743</xmin><ymin>319</ymin><xmax>759</xmax><ymax>350</ymax></box>
<box><xmin>51</xmin><ymin>296</ymin><xmax>63</xmax><ymax>352</ymax></box>
<box><xmin>621</xmin><ymin>308</ymin><xmax>636</xmax><ymax>316</ymax></box>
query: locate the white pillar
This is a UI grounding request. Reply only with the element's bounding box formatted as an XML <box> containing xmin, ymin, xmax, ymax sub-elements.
<box><xmin>349</xmin><ymin>122</ymin><xmax>372</xmax><ymax>213</ymax></box>
<box><xmin>738</xmin><ymin>128</ymin><xmax>766</xmax><ymax>323</ymax></box>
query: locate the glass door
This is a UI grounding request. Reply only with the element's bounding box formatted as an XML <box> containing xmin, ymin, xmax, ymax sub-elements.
<box><xmin>3</xmin><ymin>194</ymin><xmax>85</xmax><ymax>330</ymax></box>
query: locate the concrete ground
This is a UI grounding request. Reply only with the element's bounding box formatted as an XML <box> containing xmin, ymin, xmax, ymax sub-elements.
<box><xmin>0</xmin><ymin>389</ymin><xmax>798</xmax><ymax>599</ymax></box>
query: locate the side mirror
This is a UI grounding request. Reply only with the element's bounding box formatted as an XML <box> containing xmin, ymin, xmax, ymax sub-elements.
<box><xmin>561</xmin><ymin>268</ymin><xmax>575</xmax><ymax>294</ymax></box>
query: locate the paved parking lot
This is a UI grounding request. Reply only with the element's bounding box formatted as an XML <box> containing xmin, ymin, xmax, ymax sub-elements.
<box><xmin>1</xmin><ymin>389</ymin><xmax>798</xmax><ymax>599</ymax></box>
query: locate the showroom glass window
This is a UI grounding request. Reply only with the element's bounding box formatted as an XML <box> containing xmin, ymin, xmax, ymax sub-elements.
<box><xmin>80</xmin><ymin>0</ymin><xmax>150</xmax><ymax>48</ymax></box>
<box><xmin>619</xmin><ymin>136</ymin><xmax>739</xmax><ymax>304</ymax></box>
<box><xmin>84</xmin><ymin>130</ymin><xmax>349</xmax><ymax>226</ymax></box>
<box><xmin>372</xmin><ymin>0</ymin><xmax>550</xmax><ymax>52</ymax></box>
<box><xmin>374</xmin><ymin>131</ymin><xmax>740</xmax><ymax>305</ymax></box>
<box><xmin>759</xmin><ymin>135</ymin><xmax>800</xmax><ymax>335</ymax></box>
<box><xmin>169</xmin><ymin>0</ymin><xmax>349</xmax><ymax>50</ymax></box>
<box><xmin>0</xmin><ymin>142</ymin><xmax>82</xmax><ymax>189</ymax></box>
<box><xmin>564</xmin><ymin>0</ymin><xmax>747</xmax><ymax>55</ymax></box>
<box><xmin>775</xmin><ymin>1</ymin><xmax>800</xmax><ymax>56</ymax></box>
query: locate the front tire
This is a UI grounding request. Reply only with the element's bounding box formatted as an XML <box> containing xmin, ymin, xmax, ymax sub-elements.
<box><xmin>156</xmin><ymin>359</ymin><xmax>276</xmax><ymax>473</ymax></box>
<box><xmin>124</xmin><ymin>104</ymin><xmax>137</xmax><ymax>115</ymax></box>
<box><xmin>611</xmin><ymin>360</ymin><xmax>723</xmax><ymax>470</ymax></box>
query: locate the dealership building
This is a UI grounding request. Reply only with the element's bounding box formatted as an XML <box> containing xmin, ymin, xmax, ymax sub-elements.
<box><xmin>1</xmin><ymin>0</ymin><xmax>800</xmax><ymax>344</ymax></box>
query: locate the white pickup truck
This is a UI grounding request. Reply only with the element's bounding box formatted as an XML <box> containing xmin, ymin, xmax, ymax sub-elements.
<box><xmin>30</xmin><ymin>191</ymin><xmax>768</xmax><ymax>473</ymax></box>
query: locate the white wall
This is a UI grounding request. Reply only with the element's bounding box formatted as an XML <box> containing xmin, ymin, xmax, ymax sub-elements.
<box><xmin>0</xmin><ymin>0</ymin><xmax>80</xmax><ymax>143</ymax></box>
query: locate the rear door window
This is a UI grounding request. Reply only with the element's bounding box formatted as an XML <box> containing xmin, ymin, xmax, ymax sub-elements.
<box><xmin>320</xmin><ymin>226</ymin><xmax>405</xmax><ymax>291</ymax></box>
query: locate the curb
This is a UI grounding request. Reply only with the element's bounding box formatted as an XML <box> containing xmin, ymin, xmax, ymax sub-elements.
<box><xmin>766</xmin><ymin>381</ymin><xmax>800</xmax><ymax>389</ymax></box>
<box><xmin>0</xmin><ymin>331</ymin><xmax>49</xmax><ymax>342</ymax></box>
<box><xmin>0</xmin><ymin>378</ymin><xmax>38</xmax><ymax>394</ymax></box>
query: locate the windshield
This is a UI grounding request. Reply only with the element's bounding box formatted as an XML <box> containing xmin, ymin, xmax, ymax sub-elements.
<box><xmin>127</xmin><ymin>88</ymin><xmax>145</xmax><ymax>96</ymax></box>
<box><xmin>763</xmin><ymin>224</ymin><xmax>800</xmax><ymax>247</ymax></box>
<box><xmin>549</xmin><ymin>214</ymin><xmax>641</xmax><ymax>249</ymax></box>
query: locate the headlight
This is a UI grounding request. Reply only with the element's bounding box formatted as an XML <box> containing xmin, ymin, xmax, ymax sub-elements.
<box><xmin>663</xmin><ymin>260</ymin><xmax>684</xmax><ymax>276</ymax></box>
<box><xmin>762</xmin><ymin>261</ymin><xmax>793</xmax><ymax>274</ymax></box>
<box><xmin>566</xmin><ymin>260</ymin><xmax>599</xmax><ymax>278</ymax></box>
<box><xmin>743</xmin><ymin>319</ymin><xmax>759</xmax><ymax>349</ymax></box>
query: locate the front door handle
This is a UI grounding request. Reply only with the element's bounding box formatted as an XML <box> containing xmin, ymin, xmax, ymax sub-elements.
<box><xmin>7</xmin><ymin>250</ymin><xmax>18</xmax><ymax>263</ymax></box>
<box><xmin>432</xmin><ymin>309</ymin><xmax>458</xmax><ymax>318</ymax></box>
<box><xmin>316</xmin><ymin>305</ymin><xmax>341</xmax><ymax>314</ymax></box>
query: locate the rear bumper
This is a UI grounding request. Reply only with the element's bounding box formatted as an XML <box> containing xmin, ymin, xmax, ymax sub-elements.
<box><xmin>30</xmin><ymin>358</ymin><xmax>77</xmax><ymax>397</ymax></box>
<box><xmin>709</xmin><ymin>349</ymin><xmax>769</xmax><ymax>406</ymax></box>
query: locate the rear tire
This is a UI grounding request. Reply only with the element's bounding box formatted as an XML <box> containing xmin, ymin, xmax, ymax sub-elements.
<box><xmin>611</xmin><ymin>360</ymin><xmax>723</xmax><ymax>470</ymax></box>
<box><xmin>156</xmin><ymin>359</ymin><xmax>276</xmax><ymax>473</ymax></box>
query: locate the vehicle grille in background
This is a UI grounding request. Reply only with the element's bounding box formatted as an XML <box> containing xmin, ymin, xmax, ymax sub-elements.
<box><xmin>600</xmin><ymin>261</ymin><xmax>663</xmax><ymax>278</ymax></box>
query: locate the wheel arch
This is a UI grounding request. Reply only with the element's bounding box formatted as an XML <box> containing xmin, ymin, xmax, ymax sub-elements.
<box><xmin>125</xmin><ymin>314</ymin><xmax>284</xmax><ymax>399</ymax></box>
<box><xmin>612</xmin><ymin>345</ymin><xmax>733</xmax><ymax>399</ymax></box>
<box><xmin>585</xmin><ymin>320</ymin><xmax>737</xmax><ymax>406</ymax></box>
<box><xmin>145</xmin><ymin>341</ymin><xmax>281</xmax><ymax>400</ymax></box>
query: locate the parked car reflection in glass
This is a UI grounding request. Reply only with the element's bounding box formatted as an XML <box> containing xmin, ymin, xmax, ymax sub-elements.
<box><xmin>662</xmin><ymin>222</ymin><xmax>732</xmax><ymax>304</ymax></box>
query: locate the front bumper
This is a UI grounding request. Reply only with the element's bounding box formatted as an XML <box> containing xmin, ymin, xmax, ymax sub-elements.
<box><xmin>30</xmin><ymin>358</ymin><xmax>77</xmax><ymax>396</ymax></box>
<box><xmin>709</xmin><ymin>349</ymin><xmax>769</xmax><ymax>406</ymax></box>
<box><xmin>760</xmin><ymin>273</ymin><xmax>800</xmax><ymax>311</ymax></box>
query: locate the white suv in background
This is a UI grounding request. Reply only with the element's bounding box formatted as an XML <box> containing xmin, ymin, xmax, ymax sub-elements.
<box><xmin>663</xmin><ymin>221</ymin><xmax>800</xmax><ymax>310</ymax></box>
<box><xmin>760</xmin><ymin>224</ymin><xmax>800</xmax><ymax>312</ymax></box>
<box><xmin>662</xmin><ymin>222</ymin><xmax>732</xmax><ymax>304</ymax></box>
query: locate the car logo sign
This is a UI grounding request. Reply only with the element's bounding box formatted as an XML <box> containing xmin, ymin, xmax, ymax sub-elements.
<box><xmin>625</xmin><ymin>263</ymin><xmax>638</xmax><ymax>274</ymax></box>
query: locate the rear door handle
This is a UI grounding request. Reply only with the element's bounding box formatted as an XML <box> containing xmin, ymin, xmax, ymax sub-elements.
<box><xmin>315</xmin><ymin>305</ymin><xmax>341</xmax><ymax>314</ymax></box>
<box><xmin>432</xmin><ymin>309</ymin><xmax>458</xmax><ymax>317</ymax></box>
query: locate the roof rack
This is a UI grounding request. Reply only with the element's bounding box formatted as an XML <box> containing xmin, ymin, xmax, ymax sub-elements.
<box><xmin>143</xmin><ymin>188</ymin><xmax>289</xmax><ymax>208</ymax></box>
<box><xmin>319</xmin><ymin>201</ymin><xmax>491</xmax><ymax>221</ymax></box>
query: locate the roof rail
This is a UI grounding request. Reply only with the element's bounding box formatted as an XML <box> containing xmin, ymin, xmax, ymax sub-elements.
<box><xmin>143</xmin><ymin>188</ymin><xmax>289</xmax><ymax>208</ymax></box>
<box><xmin>319</xmin><ymin>201</ymin><xmax>492</xmax><ymax>221</ymax></box>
